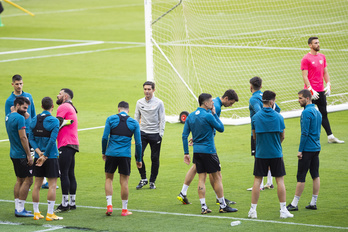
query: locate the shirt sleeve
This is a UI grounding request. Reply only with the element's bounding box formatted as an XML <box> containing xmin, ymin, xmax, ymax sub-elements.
<box><xmin>298</xmin><ymin>111</ymin><xmax>310</xmax><ymax>152</ymax></box>
<box><xmin>158</xmin><ymin>101</ymin><xmax>166</xmax><ymax>137</ymax></box>
<box><xmin>29</xmin><ymin>95</ymin><xmax>36</xmax><ymax>119</ymax></box>
<box><xmin>250</xmin><ymin>98</ymin><xmax>262</xmax><ymax>115</ymax></box>
<box><xmin>133</xmin><ymin>121</ymin><xmax>142</xmax><ymax>162</ymax></box>
<box><xmin>208</xmin><ymin>113</ymin><xmax>224</xmax><ymax>133</ymax></box>
<box><xmin>28</xmin><ymin>117</ymin><xmax>38</xmax><ymax>150</ymax></box>
<box><xmin>134</xmin><ymin>101</ymin><xmax>140</xmax><ymax>123</ymax></box>
<box><xmin>101</xmin><ymin>117</ymin><xmax>111</xmax><ymax>155</ymax></box>
<box><xmin>275</xmin><ymin>103</ymin><xmax>281</xmax><ymax>113</ymax></box>
<box><xmin>182</xmin><ymin>117</ymin><xmax>191</xmax><ymax>154</ymax></box>
<box><xmin>301</xmin><ymin>56</ymin><xmax>308</xmax><ymax>70</ymax></box>
<box><xmin>5</xmin><ymin>99</ymin><xmax>12</xmax><ymax>116</ymax></box>
<box><xmin>56</xmin><ymin>104</ymin><xmax>67</xmax><ymax>119</ymax></box>
<box><xmin>17</xmin><ymin>115</ymin><xmax>26</xmax><ymax>131</ymax></box>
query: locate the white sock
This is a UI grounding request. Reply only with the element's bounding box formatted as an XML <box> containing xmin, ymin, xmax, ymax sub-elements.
<box><xmin>106</xmin><ymin>195</ymin><xmax>112</xmax><ymax>206</ymax></box>
<box><xmin>122</xmin><ymin>200</ymin><xmax>128</xmax><ymax>210</ymax></box>
<box><xmin>69</xmin><ymin>194</ymin><xmax>76</xmax><ymax>206</ymax></box>
<box><xmin>328</xmin><ymin>134</ymin><xmax>334</xmax><ymax>139</ymax></box>
<box><xmin>218</xmin><ymin>197</ymin><xmax>226</xmax><ymax>208</ymax></box>
<box><xmin>33</xmin><ymin>202</ymin><xmax>39</xmax><ymax>213</ymax></box>
<box><xmin>43</xmin><ymin>177</ymin><xmax>48</xmax><ymax>185</ymax></box>
<box><xmin>310</xmin><ymin>195</ymin><xmax>318</xmax><ymax>206</ymax></box>
<box><xmin>18</xmin><ymin>200</ymin><xmax>25</xmax><ymax>212</ymax></box>
<box><xmin>62</xmin><ymin>195</ymin><xmax>69</xmax><ymax>207</ymax></box>
<box><xmin>251</xmin><ymin>203</ymin><xmax>257</xmax><ymax>210</ymax></box>
<box><xmin>280</xmin><ymin>202</ymin><xmax>287</xmax><ymax>211</ymax></box>
<box><xmin>260</xmin><ymin>178</ymin><xmax>264</xmax><ymax>189</ymax></box>
<box><xmin>291</xmin><ymin>195</ymin><xmax>300</xmax><ymax>207</ymax></box>
<box><xmin>15</xmin><ymin>198</ymin><xmax>19</xmax><ymax>211</ymax></box>
<box><xmin>181</xmin><ymin>184</ymin><xmax>189</xmax><ymax>196</ymax></box>
<box><xmin>200</xmin><ymin>198</ymin><xmax>207</xmax><ymax>209</ymax></box>
<box><xmin>47</xmin><ymin>200</ymin><xmax>55</xmax><ymax>214</ymax></box>
<box><xmin>267</xmin><ymin>170</ymin><xmax>273</xmax><ymax>185</ymax></box>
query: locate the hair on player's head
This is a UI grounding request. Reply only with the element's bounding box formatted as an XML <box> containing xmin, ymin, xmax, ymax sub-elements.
<box><xmin>198</xmin><ymin>93</ymin><xmax>212</xmax><ymax>106</ymax></box>
<box><xmin>298</xmin><ymin>89</ymin><xmax>312</xmax><ymax>99</ymax></box>
<box><xmin>250</xmin><ymin>76</ymin><xmax>262</xmax><ymax>90</ymax></box>
<box><xmin>42</xmin><ymin>97</ymin><xmax>53</xmax><ymax>110</ymax></box>
<box><xmin>143</xmin><ymin>81</ymin><xmax>155</xmax><ymax>90</ymax></box>
<box><xmin>61</xmin><ymin>88</ymin><xmax>74</xmax><ymax>99</ymax></box>
<box><xmin>12</xmin><ymin>74</ymin><xmax>22</xmax><ymax>82</ymax></box>
<box><xmin>222</xmin><ymin>89</ymin><xmax>239</xmax><ymax>102</ymax></box>
<box><xmin>14</xmin><ymin>96</ymin><xmax>30</xmax><ymax>107</ymax></box>
<box><xmin>262</xmin><ymin>90</ymin><xmax>276</xmax><ymax>104</ymax></box>
<box><xmin>118</xmin><ymin>101</ymin><xmax>129</xmax><ymax>109</ymax></box>
<box><xmin>308</xmin><ymin>37</ymin><xmax>319</xmax><ymax>44</ymax></box>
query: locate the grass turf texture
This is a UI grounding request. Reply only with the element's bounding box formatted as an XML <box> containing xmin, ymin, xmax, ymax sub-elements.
<box><xmin>0</xmin><ymin>0</ymin><xmax>348</xmax><ymax>231</ymax></box>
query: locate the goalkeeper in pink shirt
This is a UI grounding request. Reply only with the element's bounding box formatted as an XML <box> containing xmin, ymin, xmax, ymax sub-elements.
<box><xmin>301</xmin><ymin>37</ymin><xmax>344</xmax><ymax>144</ymax></box>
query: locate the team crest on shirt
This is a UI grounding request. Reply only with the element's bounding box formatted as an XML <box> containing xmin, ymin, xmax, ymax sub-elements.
<box><xmin>195</xmin><ymin>110</ymin><xmax>200</xmax><ymax>115</ymax></box>
<box><xmin>319</xmin><ymin>60</ymin><xmax>323</xmax><ymax>64</ymax></box>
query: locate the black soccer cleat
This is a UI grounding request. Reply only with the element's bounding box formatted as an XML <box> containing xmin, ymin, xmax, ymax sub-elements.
<box><xmin>136</xmin><ymin>179</ymin><xmax>148</xmax><ymax>190</ymax></box>
<box><xmin>305</xmin><ymin>204</ymin><xmax>317</xmax><ymax>210</ymax></box>
<box><xmin>219</xmin><ymin>205</ymin><xmax>238</xmax><ymax>213</ymax></box>
<box><xmin>54</xmin><ymin>204</ymin><xmax>70</xmax><ymax>213</ymax></box>
<box><xmin>149</xmin><ymin>182</ymin><xmax>156</xmax><ymax>189</ymax></box>
<box><xmin>287</xmin><ymin>204</ymin><xmax>298</xmax><ymax>211</ymax></box>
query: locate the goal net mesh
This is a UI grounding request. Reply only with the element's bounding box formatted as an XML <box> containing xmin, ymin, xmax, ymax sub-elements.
<box><xmin>149</xmin><ymin>0</ymin><xmax>348</xmax><ymax>123</ymax></box>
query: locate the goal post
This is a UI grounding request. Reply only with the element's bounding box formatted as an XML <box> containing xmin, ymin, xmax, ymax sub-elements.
<box><xmin>145</xmin><ymin>0</ymin><xmax>348</xmax><ymax>125</ymax></box>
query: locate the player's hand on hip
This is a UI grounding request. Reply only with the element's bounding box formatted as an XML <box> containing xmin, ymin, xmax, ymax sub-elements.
<box><xmin>308</xmin><ymin>86</ymin><xmax>319</xmax><ymax>100</ymax></box>
<box><xmin>324</xmin><ymin>82</ymin><xmax>331</xmax><ymax>96</ymax></box>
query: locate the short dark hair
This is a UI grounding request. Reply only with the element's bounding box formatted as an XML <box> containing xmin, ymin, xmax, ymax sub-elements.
<box><xmin>198</xmin><ymin>93</ymin><xmax>212</xmax><ymax>106</ymax></box>
<box><xmin>308</xmin><ymin>37</ymin><xmax>319</xmax><ymax>44</ymax></box>
<box><xmin>143</xmin><ymin>81</ymin><xmax>155</xmax><ymax>90</ymax></box>
<box><xmin>61</xmin><ymin>88</ymin><xmax>74</xmax><ymax>99</ymax></box>
<box><xmin>222</xmin><ymin>89</ymin><xmax>239</xmax><ymax>102</ymax></box>
<box><xmin>118</xmin><ymin>101</ymin><xmax>129</xmax><ymax>109</ymax></box>
<box><xmin>298</xmin><ymin>89</ymin><xmax>312</xmax><ymax>99</ymax></box>
<box><xmin>42</xmin><ymin>97</ymin><xmax>53</xmax><ymax>110</ymax></box>
<box><xmin>12</xmin><ymin>74</ymin><xmax>22</xmax><ymax>82</ymax></box>
<box><xmin>262</xmin><ymin>90</ymin><xmax>276</xmax><ymax>103</ymax></box>
<box><xmin>250</xmin><ymin>76</ymin><xmax>262</xmax><ymax>90</ymax></box>
<box><xmin>14</xmin><ymin>96</ymin><xmax>30</xmax><ymax>107</ymax></box>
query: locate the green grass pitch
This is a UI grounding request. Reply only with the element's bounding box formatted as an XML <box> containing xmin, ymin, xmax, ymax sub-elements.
<box><xmin>0</xmin><ymin>0</ymin><xmax>347</xmax><ymax>231</ymax></box>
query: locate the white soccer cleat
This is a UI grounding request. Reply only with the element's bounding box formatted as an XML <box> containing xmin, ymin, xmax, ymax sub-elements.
<box><xmin>328</xmin><ymin>136</ymin><xmax>344</xmax><ymax>144</ymax></box>
<box><xmin>280</xmin><ymin>209</ymin><xmax>294</xmax><ymax>219</ymax></box>
<box><xmin>248</xmin><ymin>209</ymin><xmax>257</xmax><ymax>219</ymax></box>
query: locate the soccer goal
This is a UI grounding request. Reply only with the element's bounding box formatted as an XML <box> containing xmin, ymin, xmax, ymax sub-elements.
<box><xmin>144</xmin><ymin>0</ymin><xmax>348</xmax><ymax>125</ymax></box>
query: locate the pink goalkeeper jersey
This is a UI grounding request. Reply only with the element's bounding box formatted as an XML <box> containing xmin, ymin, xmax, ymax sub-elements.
<box><xmin>301</xmin><ymin>52</ymin><xmax>327</xmax><ymax>92</ymax></box>
<box><xmin>56</xmin><ymin>102</ymin><xmax>79</xmax><ymax>149</ymax></box>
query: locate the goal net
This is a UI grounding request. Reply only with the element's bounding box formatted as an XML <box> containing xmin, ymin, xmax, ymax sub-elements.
<box><xmin>145</xmin><ymin>0</ymin><xmax>348</xmax><ymax>124</ymax></box>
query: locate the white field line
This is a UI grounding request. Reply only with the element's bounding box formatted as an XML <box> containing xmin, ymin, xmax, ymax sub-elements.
<box><xmin>0</xmin><ymin>41</ymin><xmax>104</xmax><ymax>55</ymax></box>
<box><xmin>0</xmin><ymin>199</ymin><xmax>347</xmax><ymax>230</ymax></box>
<box><xmin>1</xmin><ymin>4</ymin><xmax>144</xmax><ymax>18</ymax></box>
<box><xmin>0</xmin><ymin>37</ymin><xmax>145</xmax><ymax>45</ymax></box>
<box><xmin>0</xmin><ymin>44</ymin><xmax>144</xmax><ymax>63</ymax></box>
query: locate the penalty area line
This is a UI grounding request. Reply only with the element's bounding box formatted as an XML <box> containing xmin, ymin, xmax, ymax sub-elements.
<box><xmin>0</xmin><ymin>199</ymin><xmax>347</xmax><ymax>230</ymax></box>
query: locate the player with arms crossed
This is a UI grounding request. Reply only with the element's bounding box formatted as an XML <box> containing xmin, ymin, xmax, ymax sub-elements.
<box><xmin>301</xmin><ymin>36</ymin><xmax>343</xmax><ymax>144</ymax></box>
<box><xmin>182</xmin><ymin>93</ymin><xmax>237</xmax><ymax>214</ymax></box>
<box><xmin>29</xmin><ymin>97</ymin><xmax>62</xmax><ymax>221</ymax></box>
<box><xmin>177</xmin><ymin>89</ymin><xmax>239</xmax><ymax>205</ymax></box>
<box><xmin>248</xmin><ymin>91</ymin><xmax>293</xmax><ymax>219</ymax></box>
<box><xmin>287</xmin><ymin>89</ymin><xmax>322</xmax><ymax>211</ymax></box>
<box><xmin>102</xmin><ymin>101</ymin><xmax>142</xmax><ymax>216</ymax></box>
